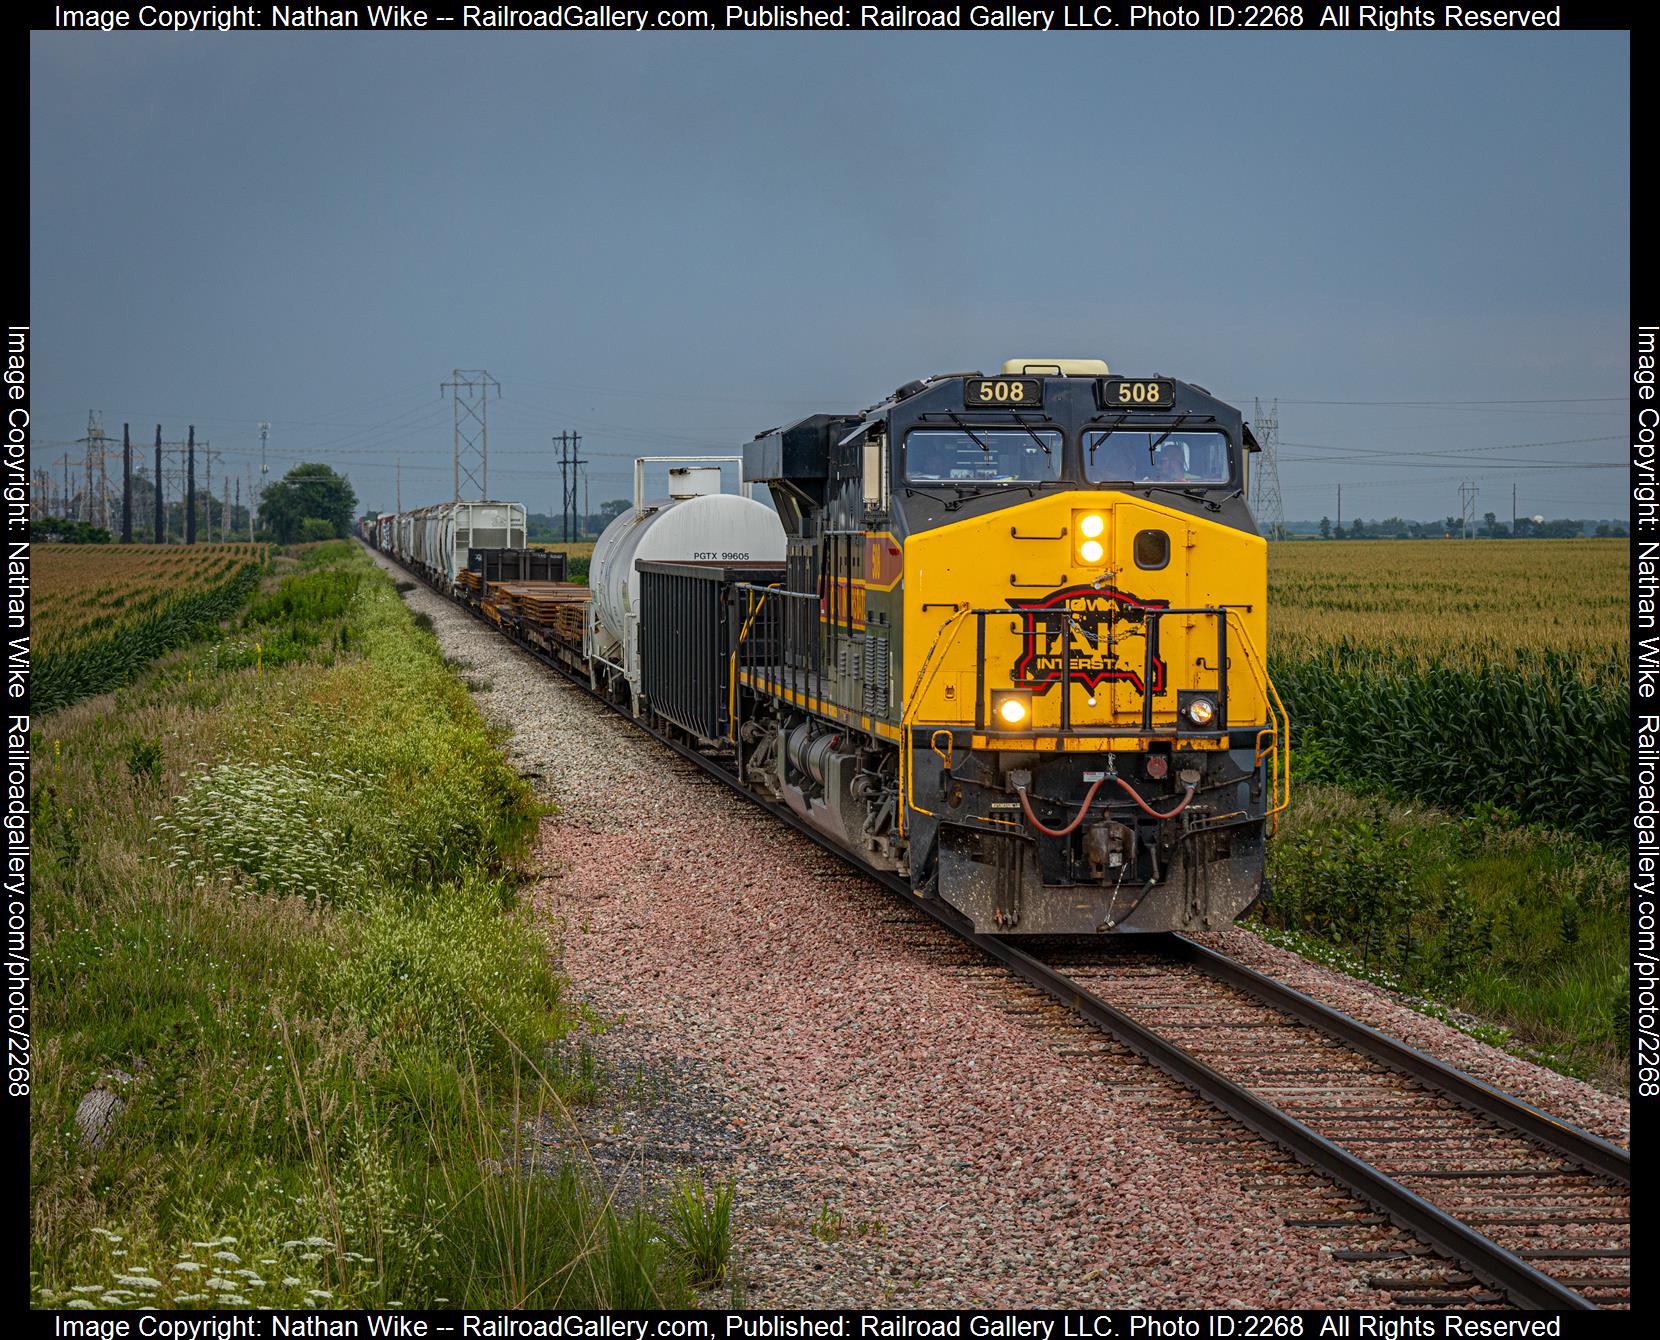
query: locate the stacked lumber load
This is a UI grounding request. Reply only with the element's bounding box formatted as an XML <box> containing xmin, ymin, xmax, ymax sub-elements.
<box><xmin>486</xmin><ymin>581</ymin><xmax>590</xmax><ymax>645</ymax></box>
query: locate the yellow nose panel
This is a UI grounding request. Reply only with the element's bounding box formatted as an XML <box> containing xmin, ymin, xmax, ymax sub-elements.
<box><xmin>902</xmin><ymin>492</ymin><xmax>1268</xmax><ymax>741</ymax></box>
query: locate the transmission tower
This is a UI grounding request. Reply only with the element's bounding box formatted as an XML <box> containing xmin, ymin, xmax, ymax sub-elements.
<box><xmin>442</xmin><ymin>370</ymin><xmax>500</xmax><ymax>501</ymax></box>
<box><xmin>1251</xmin><ymin>397</ymin><xmax>1286</xmax><ymax>541</ymax></box>
<box><xmin>554</xmin><ymin>431</ymin><xmax>586</xmax><ymax>542</ymax></box>
<box><xmin>77</xmin><ymin>411</ymin><xmax>114</xmax><ymax>527</ymax></box>
<box><xmin>1459</xmin><ymin>479</ymin><xmax>1479</xmax><ymax>539</ymax></box>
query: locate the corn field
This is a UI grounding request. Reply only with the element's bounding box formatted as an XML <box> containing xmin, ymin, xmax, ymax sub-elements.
<box><xmin>34</xmin><ymin>545</ymin><xmax>270</xmax><ymax>715</ymax></box>
<box><xmin>1268</xmin><ymin>540</ymin><xmax>1628</xmax><ymax>843</ymax></box>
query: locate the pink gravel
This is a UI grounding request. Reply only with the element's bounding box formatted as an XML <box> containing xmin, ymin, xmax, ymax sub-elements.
<box><xmin>537</xmin><ymin>808</ymin><xmax>1393</xmax><ymax>1307</ymax></box>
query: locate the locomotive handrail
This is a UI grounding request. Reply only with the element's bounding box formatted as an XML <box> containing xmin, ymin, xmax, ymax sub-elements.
<box><xmin>897</xmin><ymin>595</ymin><xmax>1288</xmax><ymax>834</ymax></box>
<box><xmin>1224</xmin><ymin>608</ymin><xmax>1291</xmax><ymax>830</ymax></box>
<box><xmin>897</xmin><ymin>604</ymin><xmax>975</xmax><ymax>833</ymax></box>
<box><xmin>726</xmin><ymin>583</ymin><xmax>1289</xmax><ymax>840</ymax></box>
<box><xmin>728</xmin><ymin>582</ymin><xmax>783</xmax><ymax>743</ymax></box>
<box><xmin>730</xmin><ymin>581</ymin><xmax>872</xmax><ymax>741</ymax></box>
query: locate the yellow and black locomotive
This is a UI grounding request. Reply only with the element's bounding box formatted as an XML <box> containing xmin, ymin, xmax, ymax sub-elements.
<box><xmin>725</xmin><ymin>359</ymin><xmax>1287</xmax><ymax>934</ymax></box>
<box><xmin>374</xmin><ymin>357</ymin><xmax>1288</xmax><ymax>937</ymax></box>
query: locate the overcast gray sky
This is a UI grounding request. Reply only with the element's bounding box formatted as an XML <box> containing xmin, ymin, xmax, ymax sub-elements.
<box><xmin>30</xmin><ymin>30</ymin><xmax>1629</xmax><ymax>523</ymax></box>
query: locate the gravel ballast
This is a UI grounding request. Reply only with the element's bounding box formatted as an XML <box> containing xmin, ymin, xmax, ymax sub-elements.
<box><xmin>373</xmin><ymin>550</ymin><xmax>1629</xmax><ymax>1307</ymax></box>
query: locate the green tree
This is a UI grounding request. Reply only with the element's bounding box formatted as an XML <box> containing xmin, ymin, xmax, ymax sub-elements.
<box><xmin>597</xmin><ymin>498</ymin><xmax>632</xmax><ymax>526</ymax></box>
<box><xmin>1318</xmin><ymin>516</ymin><xmax>1331</xmax><ymax>539</ymax></box>
<box><xmin>258</xmin><ymin>464</ymin><xmax>358</xmax><ymax>543</ymax></box>
<box><xmin>31</xmin><ymin>517</ymin><xmax>111</xmax><ymax>544</ymax></box>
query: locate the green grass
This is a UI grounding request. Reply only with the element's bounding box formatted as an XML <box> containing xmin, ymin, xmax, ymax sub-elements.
<box><xmin>31</xmin><ymin>546</ymin><xmax>729</xmax><ymax>1309</ymax></box>
<box><xmin>664</xmin><ymin>1170</ymin><xmax>735</xmax><ymax>1288</ymax></box>
<box><xmin>1256</xmin><ymin>782</ymin><xmax>1628</xmax><ymax>1088</ymax></box>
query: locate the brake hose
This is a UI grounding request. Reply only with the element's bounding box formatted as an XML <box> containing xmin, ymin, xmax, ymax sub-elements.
<box><xmin>1015</xmin><ymin>776</ymin><xmax>1105</xmax><ymax>837</ymax></box>
<box><xmin>1113</xmin><ymin>775</ymin><xmax>1197</xmax><ymax>821</ymax></box>
<box><xmin>1016</xmin><ymin>774</ymin><xmax>1197</xmax><ymax>836</ymax></box>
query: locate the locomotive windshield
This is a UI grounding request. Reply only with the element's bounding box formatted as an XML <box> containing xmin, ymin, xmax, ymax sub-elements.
<box><xmin>905</xmin><ymin>428</ymin><xmax>1063</xmax><ymax>483</ymax></box>
<box><xmin>1084</xmin><ymin>429</ymin><xmax>1232</xmax><ymax>486</ymax></box>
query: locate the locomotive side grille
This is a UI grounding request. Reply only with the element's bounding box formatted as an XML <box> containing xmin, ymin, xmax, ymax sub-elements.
<box><xmin>863</xmin><ymin>634</ymin><xmax>890</xmax><ymax>717</ymax></box>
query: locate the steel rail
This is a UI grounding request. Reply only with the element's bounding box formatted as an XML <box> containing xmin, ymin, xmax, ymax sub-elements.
<box><xmin>369</xmin><ymin>544</ymin><xmax>1604</xmax><ymax>1311</ymax></box>
<box><xmin>1165</xmin><ymin>934</ymin><xmax>1632</xmax><ymax>1187</ymax></box>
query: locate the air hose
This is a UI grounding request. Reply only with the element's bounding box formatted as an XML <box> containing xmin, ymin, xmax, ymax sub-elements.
<box><xmin>1015</xmin><ymin>774</ymin><xmax>1197</xmax><ymax>836</ymax></box>
<box><xmin>1112</xmin><ymin>775</ymin><xmax>1197</xmax><ymax>821</ymax></box>
<box><xmin>1015</xmin><ymin>776</ymin><xmax>1105</xmax><ymax>837</ymax></box>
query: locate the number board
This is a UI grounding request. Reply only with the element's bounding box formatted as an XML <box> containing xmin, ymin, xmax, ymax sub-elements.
<box><xmin>964</xmin><ymin>377</ymin><xmax>1043</xmax><ymax>408</ymax></box>
<box><xmin>1101</xmin><ymin>378</ymin><xmax>1176</xmax><ymax>409</ymax></box>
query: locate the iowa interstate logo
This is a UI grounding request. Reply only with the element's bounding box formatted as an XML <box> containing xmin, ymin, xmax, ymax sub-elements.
<box><xmin>1007</xmin><ymin>583</ymin><xmax>1169</xmax><ymax>695</ymax></box>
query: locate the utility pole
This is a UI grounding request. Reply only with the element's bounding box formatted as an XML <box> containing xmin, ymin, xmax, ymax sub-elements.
<box><xmin>203</xmin><ymin>445</ymin><xmax>220</xmax><ymax>541</ymax></box>
<box><xmin>257</xmin><ymin>422</ymin><xmax>270</xmax><ymax>531</ymax></box>
<box><xmin>1512</xmin><ymin>483</ymin><xmax>1517</xmax><ymax>537</ymax></box>
<box><xmin>57</xmin><ymin>452</ymin><xmax>72</xmax><ymax>518</ymax></box>
<box><xmin>441</xmin><ymin>369</ymin><xmax>500</xmax><ymax>501</ymax></box>
<box><xmin>1336</xmin><ymin>484</ymin><xmax>1342</xmax><ymax>538</ymax></box>
<box><xmin>396</xmin><ymin>457</ymin><xmax>402</xmax><ymax>513</ymax></box>
<box><xmin>236</xmin><ymin>475</ymin><xmax>243</xmax><ymax>542</ymax></box>
<box><xmin>223</xmin><ymin>475</ymin><xmax>230</xmax><ymax>544</ymax></box>
<box><xmin>122</xmin><ymin>423</ymin><xmax>133</xmax><ymax>542</ymax></box>
<box><xmin>554</xmin><ymin>431</ymin><xmax>587</xmax><ymax>542</ymax></box>
<box><xmin>1459</xmin><ymin>479</ymin><xmax>1478</xmax><ymax>539</ymax></box>
<box><xmin>154</xmin><ymin>426</ymin><xmax>165</xmax><ymax>542</ymax></box>
<box><xmin>1251</xmin><ymin>398</ymin><xmax>1286</xmax><ymax>540</ymax></box>
<box><xmin>582</xmin><ymin>465</ymin><xmax>590</xmax><ymax>538</ymax></box>
<box><xmin>186</xmin><ymin>426</ymin><xmax>197</xmax><ymax>544</ymax></box>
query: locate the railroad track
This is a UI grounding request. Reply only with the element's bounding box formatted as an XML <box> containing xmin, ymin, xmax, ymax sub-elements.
<box><xmin>376</xmin><ymin>545</ymin><xmax>1633</xmax><ymax>1312</ymax></box>
<box><xmin>1001</xmin><ymin>937</ymin><xmax>1630</xmax><ymax>1310</ymax></box>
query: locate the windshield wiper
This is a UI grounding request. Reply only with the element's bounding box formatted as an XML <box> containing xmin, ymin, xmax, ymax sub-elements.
<box><xmin>1006</xmin><ymin>411</ymin><xmax>1053</xmax><ymax>455</ymax></box>
<box><xmin>903</xmin><ymin>485</ymin><xmax>965</xmax><ymax>512</ymax></box>
<box><xmin>943</xmin><ymin>411</ymin><xmax>991</xmax><ymax>452</ymax></box>
<box><xmin>1138</xmin><ymin>483</ymin><xmax>1225</xmax><ymax>513</ymax></box>
<box><xmin>1088</xmin><ymin>413</ymin><xmax>1132</xmax><ymax>463</ymax></box>
<box><xmin>1146</xmin><ymin>414</ymin><xmax>1194</xmax><ymax>461</ymax></box>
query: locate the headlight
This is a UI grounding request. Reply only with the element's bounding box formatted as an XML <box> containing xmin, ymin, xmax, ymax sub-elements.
<box><xmin>1185</xmin><ymin>697</ymin><xmax>1217</xmax><ymax>727</ymax></box>
<box><xmin>1074</xmin><ymin>511</ymin><xmax>1108</xmax><ymax>566</ymax></box>
<box><xmin>992</xmin><ymin>690</ymin><xmax>1032</xmax><ymax>727</ymax></box>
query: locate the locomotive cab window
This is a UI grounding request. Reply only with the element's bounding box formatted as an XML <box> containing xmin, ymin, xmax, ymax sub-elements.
<box><xmin>904</xmin><ymin>428</ymin><xmax>1062</xmax><ymax>484</ymax></box>
<box><xmin>1084</xmin><ymin>429</ymin><xmax>1232</xmax><ymax>486</ymax></box>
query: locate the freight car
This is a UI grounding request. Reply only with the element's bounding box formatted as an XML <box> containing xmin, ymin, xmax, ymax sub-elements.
<box><xmin>372</xmin><ymin>360</ymin><xmax>1288</xmax><ymax>936</ymax></box>
<box><xmin>361</xmin><ymin>501</ymin><xmax>566</xmax><ymax>599</ymax></box>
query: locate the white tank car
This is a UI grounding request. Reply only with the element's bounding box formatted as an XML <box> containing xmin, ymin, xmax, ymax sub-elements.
<box><xmin>589</xmin><ymin>466</ymin><xmax>785</xmax><ymax>696</ymax></box>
